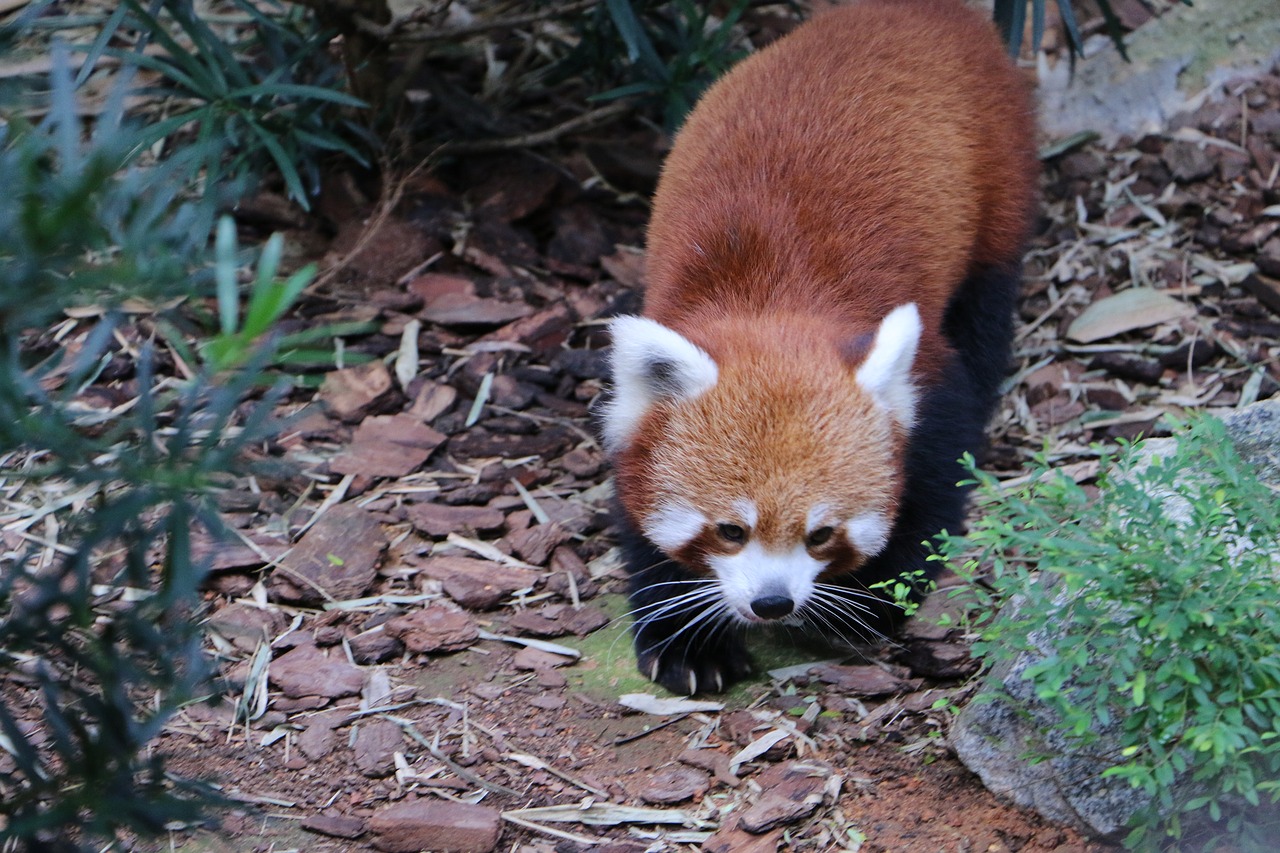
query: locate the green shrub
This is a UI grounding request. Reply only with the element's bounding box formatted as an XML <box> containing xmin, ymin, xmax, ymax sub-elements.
<box><xmin>555</xmin><ymin>0</ymin><xmax>750</xmax><ymax>132</ymax></box>
<box><xmin>0</xmin><ymin>53</ymin><xmax>310</xmax><ymax>847</ymax></box>
<box><xmin>5</xmin><ymin>0</ymin><xmax>370</xmax><ymax>209</ymax></box>
<box><xmin>942</xmin><ymin>417</ymin><xmax>1280</xmax><ymax>848</ymax></box>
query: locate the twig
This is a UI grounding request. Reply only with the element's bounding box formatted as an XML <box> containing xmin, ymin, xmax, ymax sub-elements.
<box><xmin>307</xmin><ymin>157</ymin><xmax>424</xmax><ymax>295</ymax></box>
<box><xmin>352</xmin><ymin>0</ymin><xmax>599</xmax><ymax>43</ymax></box>
<box><xmin>613</xmin><ymin>713</ymin><xmax>690</xmax><ymax>745</ymax></box>
<box><xmin>436</xmin><ymin>100</ymin><xmax>633</xmax><ymax>154</ymax></box>
<box><xmin>500</xmin><ymin>812</ymin><xmax>602</xmax><ymax>846</ymax></box>
<box><xmin>391</xmin><ymin>717</ymin><xmax>523</xmax><ymax>798</ymax></box>
<box><xmin>507</xmin><ymin>752</ymin><xmax>610</xmax><ymax>798</ymax></box>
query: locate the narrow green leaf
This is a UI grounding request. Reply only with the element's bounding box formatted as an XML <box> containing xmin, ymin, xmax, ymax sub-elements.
<box><xmin>214</xmin><ymin>216</ymin><xmax>239</xmax><ymax>335</ymax></box>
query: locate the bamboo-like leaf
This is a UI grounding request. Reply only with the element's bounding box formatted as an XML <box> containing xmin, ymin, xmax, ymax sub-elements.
<box><xmin>227</xmin><ymin>81</ymin><xmax>367</xmax><ymax>107</ymax></box>
<box><xmin>1057</xmin><ymin>0</ymin><xmax>1086</xmax><ymax>58</ymax></box>
<box><xmin>74</xmin><ymin>3</ymin><xmax>130</xmax><ymax>88</ymax></box>
<box><xmin>247</xmin><ymin>120</ymin><xmax>309</xmax><ymax>208</ymax></box>
<box><xmin>215</xmin><ymin>217</ymin><xmax>239</xmax><ymax>335</ymax></box>
<box><xmin>1095</xmin><ymin>0</ymin><xmax>1130</xmax><ymax>62</ymax></box>
<box><xmin>604</xmin><ymin>0</ymin><xmax>668</xmax><ymax>81</ymax></box>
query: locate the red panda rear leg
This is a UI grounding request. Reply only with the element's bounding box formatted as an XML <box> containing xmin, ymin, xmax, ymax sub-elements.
<box><xmin>616</xmin><ymin>509</ymin><xmax>753</xmax><ymax>695</ymax></box>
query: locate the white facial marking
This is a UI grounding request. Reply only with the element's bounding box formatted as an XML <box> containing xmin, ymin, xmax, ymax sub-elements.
<box><xmin>731</xmin><ymin>498</ymin><xmax>759</xmax><ymax>529</ymax></box>
<box><xmin>846</xmin><ymin>512</ymin><xmax>892</xmax><ymax>558</ymax></box>
<box><xmin>643</xmin><ymin>500</ymin><xmax>708</xmax><ymax>553</ymax></box>
<box><xmin>603</xmin><ymin>316</ymin><xmax>719</xmax><ymax>453</ymax></box>
<box><xmin>855</xmin><ymin>303</ymin><xmax>921</xmax><ymax>427</ymax></box>
<box><xmin>709</xmin><ymin>542</ymin><xmax>824</xmax><ymax>622</ymax></box>
<box><xmin>806</xmin><ymin>503</ymin><xmax>833</xmax><ymax>533</ymax></box>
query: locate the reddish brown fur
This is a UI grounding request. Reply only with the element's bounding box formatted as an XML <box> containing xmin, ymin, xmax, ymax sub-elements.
<box><xmin>615</xmin><ymin>314</ymin><xmax>902</xmax><ymax>555</ymax></box>
<box><xmin>617</xmin><ymin>0</ymin><xmax>1037</xmax><ymax>545</ymax></box>
<box><xmin>644</xmin><ymin>0</ymin><xmax>1038</xmax><ymax>374</ymax></box>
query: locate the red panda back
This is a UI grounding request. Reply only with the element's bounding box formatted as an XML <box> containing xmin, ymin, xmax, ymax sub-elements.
<box><xmin>606</xmin><ymin>0</ymin><xmax>1038</xmax><ymax>695</ymax></box>
<box><xmin>643</xmin><ymin>0</ymin><xmax>1038</xmax><ymax>376</ymax></box>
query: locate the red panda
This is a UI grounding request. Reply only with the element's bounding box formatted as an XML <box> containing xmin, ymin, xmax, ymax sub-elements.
<box><xmin>602</xmin><ymin>0</ymin><xmax>1039</xmax><ymax>695</ymax></box>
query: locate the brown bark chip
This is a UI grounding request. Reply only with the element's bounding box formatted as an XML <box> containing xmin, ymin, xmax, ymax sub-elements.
<box><xmin>330</xmin><ymin>414</ymin><xmax>446</xmax><ymax>477</ymax></box>
<box><xmin>270</xmin><ymin>644</ymin><xmax>365</xmax><ymax>700</ymax></box>
<box><xmin>353</xmin><ymin>717</ymin><xmax>403</xmax><ymax>777</ymax></box>
<box><xmin>349</xmin><ymin>625</ymin><xmax>404</xmax><ymax>664</ymax></box>
<box><xmin>637</xmin><ymin>766</ymin><xmax>710</xmax><ymax>804</ymax></box>
<box><xmin>301</xmin><ymin>813</ymin><xmax>367</xmax><ymax>839</ymax></box>
<box><xmin>507</xmin><ymin>523</ymin><xmax>571</xmax><ymax>566</ymax></box>
<box><xmin>737</xmin><ymin>759</ymin><xmax>836</xmax><ymax>833</ymax></box>
<box><xmin>269</xmin><ymin>503</ymin><xmax>387</xmax><ymax>606</ymax></box>
<box><xmin>416</xmin><ymin>556</ymin><xmax>541</xmax><ymax>610</ymax></box>
<box><xmin>385</xmin><ymin>606</ymin><xmax>479</xmax><ymax>653</ymax></box>
<box><xmin>808</xmin><ymin>663</ymin><xmax>917</xmax><ymax>697</ymax></box>
<box><xmin>319</xmin><ymin>361</ymin><xmax>396</xmax><ymax>422</ymax></box>
<box><xmin>410</xmin><ymin>273</ymin><xmax>533</xmax><ymax>327</ymax></box>
<box><xmin>512</xmin><ymin>646</ymin><xmax>573</xmax><ymax>670</ymax></box>
<box><xmin>405</xmin><ymin>503</ymin><xmax>506</xmax><ymax>538</ymax></box>
<box><xmin>701</xmin><ymin>815</ymin><xmax>785</xmax><ymax>853</ymax></box>
<box><xmin>369</xmin><ymin>799</ymin><xmax>502</xmax><ymax>853</ymax></box>
<box><xmin>205</xmin><ymin>602</ymin><xmax>288</xmax><ymax>653</ymax></box>
<box><xmin>1244</xmin><ymin>272</ymin><xmax>1280</xmax><ymax>316</ymax></box>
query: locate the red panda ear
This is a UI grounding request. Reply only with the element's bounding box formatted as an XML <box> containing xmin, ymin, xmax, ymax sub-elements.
<box><xmin>854</xmin><ymin>303</ymin><xmax>921</xmax><ymax>427</ymax></box>
<box><xmin>603</xmin><ymin>316</ymin><xmax>719</xmax><ymax>453</ymax></box>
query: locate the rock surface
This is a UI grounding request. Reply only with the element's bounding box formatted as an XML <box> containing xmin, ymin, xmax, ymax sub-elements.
<box><xmin>952</xmin><ymin>399</ymin><xmax>1280</xmax><ymax>840</ymax></box>
<box><xmin>1038</xmin><ymin>0</ymin><xmax>1280</xmax><ymax>142</ymax></box>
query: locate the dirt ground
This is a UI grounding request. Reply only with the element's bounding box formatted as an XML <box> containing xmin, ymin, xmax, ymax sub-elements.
<box><xmin>3</xmin><ymin>4</ymin><xmax>1280</xmax><ymax>851</ymax></box>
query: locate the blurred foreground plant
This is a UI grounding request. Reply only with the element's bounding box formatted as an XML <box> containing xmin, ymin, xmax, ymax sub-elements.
<box><xmin>0</xmin><ymin>53</ymin><xmax>310</xmax><ymax>847</ymax></box>
<box><xmin>5</xmin><ymin>0</ymin><xmax>370</xmax><ymax>209</ymax></box>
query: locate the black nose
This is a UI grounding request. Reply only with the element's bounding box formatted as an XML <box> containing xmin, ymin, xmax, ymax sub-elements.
<box><xmin>750</xmin><ymin>595</ymin><xmax>794</xmax><ymax>619</ymax></box>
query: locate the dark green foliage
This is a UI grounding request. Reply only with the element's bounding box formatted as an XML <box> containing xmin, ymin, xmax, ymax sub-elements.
<box><xmin>110</xmin><ymin>0</ymin><xmax>370</xmax><ymax>209</ymax></box>
<box><xmin>995</xmin><ymin>0</ymin><xmax>1194</xmax><ymax>61</ymax></box>
<box><xmin>3</xmin><ymin>0</ymin><xmax>372</xmax><ymax>210</ymax></box>
<box><xmin>0</xmin><ymin>56</ymin><xmax>309</xmax><ymax>846</ymax></box>
<box><xmin>941</xmin><ymin>418</ymin><xmax>1280</xmax><ymax>848</ymax></box>
<box><xmin>561</xmin><ymin>0</ymin><xmax>752</xmax><ymax>132</ymax></box>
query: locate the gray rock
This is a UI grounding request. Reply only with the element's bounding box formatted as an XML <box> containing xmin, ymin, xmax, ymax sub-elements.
<box><xmin>1038</xmin><ymin>0</ymin><xmax>1280</xmax><ymax>144</ymax></box>
<box><xmin>952</xmin><ymin>400</ymin><xmax>1280</xmax><ymax>840</ymax></box>
<box><xmin>1219</xmin><ymin>399</ymin><xmax>1280</xmax><ymax>488</ymax></box>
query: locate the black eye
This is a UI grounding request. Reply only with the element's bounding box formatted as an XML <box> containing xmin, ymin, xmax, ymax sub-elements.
<box><xmin>717</xmin><ymin>523</ymin><xmax>746</xmax><ymax>544</ymax></box>
<box><xmin>806</xmin><ymin>526</ymin><xmax>834</xmax><ymax>548</ymax></box>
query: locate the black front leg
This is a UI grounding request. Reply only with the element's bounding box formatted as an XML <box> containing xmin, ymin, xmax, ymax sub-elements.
<box><xmin>615</xmin><ymin>512</ymin><xmax>751</xmax><ymax>695</ymax></box>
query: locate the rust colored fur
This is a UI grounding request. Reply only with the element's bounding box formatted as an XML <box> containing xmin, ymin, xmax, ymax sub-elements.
<box><xmin>644</xmin><ymin>0</ymin><xmax>1037</xmax><ymax>379</ymax></box>
<box><xmin>608</xmin><ymin>0</ymin><xmax>1039</xmax><ymax>694</ymax></box>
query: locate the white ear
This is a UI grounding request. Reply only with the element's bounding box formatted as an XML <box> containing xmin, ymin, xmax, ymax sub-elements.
<box><xmin>855</xmin><ymin>303</ymin><xmax>921</xmax><ymax>427</ymax></box>
<box><xmin>602</xmin><ymin>316</ymin><xmax>718</xmax><ymax>453</ymax></box>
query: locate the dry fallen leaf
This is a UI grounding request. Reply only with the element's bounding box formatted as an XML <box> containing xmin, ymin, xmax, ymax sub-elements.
<box><xmin>618</xmin><ymin>693</ymin><xmax>725</xmax><ymax>715</ymax></box>
<box><xmin>1065</xmin><ymin>288</ymin><xmax>1194</xmax><ymax>343</ymax></box>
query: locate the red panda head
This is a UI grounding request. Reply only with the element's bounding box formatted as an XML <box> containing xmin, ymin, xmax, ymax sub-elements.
<box><xmin>604</xmin><ymin>304</ymin><xmax>923</xmax><ymax>624</ymax></box>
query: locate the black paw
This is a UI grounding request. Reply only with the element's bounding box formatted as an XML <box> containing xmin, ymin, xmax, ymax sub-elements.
<box><xmin>635</xmin><ymin>634</ymin><xmax>752</xmax><ymax>695</ymax></box>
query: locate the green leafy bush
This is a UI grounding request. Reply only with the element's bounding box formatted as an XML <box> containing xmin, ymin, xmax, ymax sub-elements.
<box><xmin>0</xmin><ymin>53</ymin><xmax>310</xmax><ymax>847</ymax></box>
<box><xmin>943</xmin><ymin>417</ymin><xmax>1280</xmax><ymax>848</ymax></box>
<box><xmin>559</xmin><ymin>0</ymin><xmax>751</xmax><ymax>132</ymax></box>
<box><xmin>6</xmin><ymin>0</ymin><xmax>370</xmax><ymax>209</ymax></box>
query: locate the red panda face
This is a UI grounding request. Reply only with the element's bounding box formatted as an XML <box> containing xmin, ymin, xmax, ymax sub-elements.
<box><xmin>605</xmin><ymin>305</ymin><xmax>922</xmax><ymax>624</ymax></box>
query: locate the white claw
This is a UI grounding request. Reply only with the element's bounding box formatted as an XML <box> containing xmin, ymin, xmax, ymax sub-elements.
<box><xmin>687</xmin><ymin>670</ymin><xmax>698</xmax><ymax>696</ymax></box>
<box><xmin>650</xmin><ymin>659</ymin><xmax>661</xmax><ymax>681</ymax></box>
<box><xmin>713</xmin><ymin>670</ymin><xmax>724</xmax><ymax>693</ymax></box>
